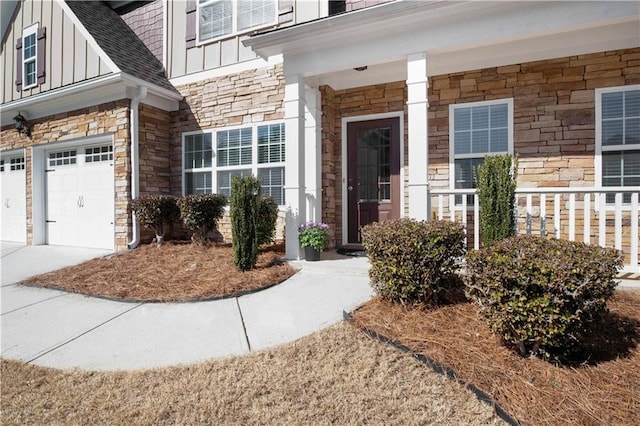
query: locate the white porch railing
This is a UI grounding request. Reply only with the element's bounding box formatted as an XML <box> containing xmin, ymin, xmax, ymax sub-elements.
<box><xmin>427</xmin><ymin>187</ymin><xmax>639</xmax><ymax>273</ymax></box>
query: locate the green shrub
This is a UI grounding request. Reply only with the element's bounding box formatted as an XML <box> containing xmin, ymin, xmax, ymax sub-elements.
<box><xmin>177</xmin><ymin>194</ymin><xmax>227</xmax><ymax>243</ymax></box>
<box><xmin>256</xmin><ymin>196</ymin><xmax>278</xmax><ymax>246</ymax></box>
<box><xmin>464</xmin><ymin>236</ymin><xmax>623</xmax><ymax>362</ymax></box>
<box><xmin>230</xmin><ymin>175</ymin><xmax>260</xmax><ymax>271</ymax></box>
<box><xmin>474</xmin><ymin>154</ymin><xmax>518</xmax><ymax>247</ymax></box>
<box><xmin>361</xmin><ymin>218</ymin><xmax>466</xmax><ymax>305</ymax></box>
<box><xmin>131</xmin><ymin>195</ymin><xmax>180</xmax><ymax>246</ymax></box>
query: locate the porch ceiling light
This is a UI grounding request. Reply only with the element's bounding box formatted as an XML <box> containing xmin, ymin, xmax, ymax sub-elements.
<box><xmin>13</xmin><ymin>112</ymin><xmax>30</xmax><ymax>138</ymax></box>
<box><xmin>353</xmin><ymin>66</ymin><xmax>368</xmax><ymax>72</ymax></box>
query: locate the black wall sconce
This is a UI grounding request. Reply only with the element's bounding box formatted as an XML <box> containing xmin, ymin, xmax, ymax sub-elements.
<box><xmin>13</xmin><ymin>112</ymin><xmax>30</xmax><ymax>138</ymax></box>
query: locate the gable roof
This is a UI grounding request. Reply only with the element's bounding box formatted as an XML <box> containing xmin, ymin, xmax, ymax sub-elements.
<box><xmin>65</xmin><ymin>0</ymin><xmax>178</xmax><ymax>95</ymax></box>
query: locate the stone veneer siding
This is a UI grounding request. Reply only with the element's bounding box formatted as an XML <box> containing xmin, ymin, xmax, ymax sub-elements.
<box><xmin>170</xmin><ymin>64</ymin><xmax>286</xmax><ymax>242</ymax></box>
<box><xmin>320</xmin><ymin>81</ymin><xmax>408</xmax><ymax>247</ymax></box>
<box><xmin>320</xmin><ymin>47</ymin><xmax>640</xmax><ymax>249</ymax></box>
<box><xmin>0</xmin><ymin>101</ymin><xmax>132</xmax><ymax>250</ymax></box>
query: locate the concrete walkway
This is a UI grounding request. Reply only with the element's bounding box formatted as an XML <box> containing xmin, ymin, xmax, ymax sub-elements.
<box><xmin>1</xmin><ymin>243</ymin><xmax>373</xmax><ymax>371</ymax></box>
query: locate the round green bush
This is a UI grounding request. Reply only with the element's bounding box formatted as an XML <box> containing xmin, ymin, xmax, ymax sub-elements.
<box><xmin>131</xmin><ymin>195</ymin><xmax>181</xmax><ymax>245</ymax></box>
<box><xmin>464</xmin><ymin>235</ymin><xmax>623</xmax><ymax>362</ymax></box>
<box><xmin>177</xmin><ymin>194</ymin><xmax>227</xmax><ymax>243</ymax></box>
<box><xmin>361</xmin><ymin>218</ymin><xmax>466</xmax><ymax>305</ymax></box>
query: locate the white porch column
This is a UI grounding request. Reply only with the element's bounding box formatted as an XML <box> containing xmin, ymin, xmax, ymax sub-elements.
<box><xmin>305</xmin><ymin>86</ymin><xmax>322</xmax><ymax>223</ymax></box>
<box><xmin>284</xmin><ymin>74</ymin><xmax>307</xmax><ymax>260</ymax></box>
<box><xmin>407</xmin><ymin>52</ymin><xmax>429</xmax><ymax>220</ymax></box>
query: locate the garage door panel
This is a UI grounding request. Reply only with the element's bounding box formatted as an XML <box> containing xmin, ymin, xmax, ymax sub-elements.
<box><xmin>46</xmin><ymin>144</ymin><xmax>114</xmax><ymax>250</ymax></box>
<box><xmin>1</xmin><ymin>154</ymin><xmax>27</xmax><ymax>243</ymax></box>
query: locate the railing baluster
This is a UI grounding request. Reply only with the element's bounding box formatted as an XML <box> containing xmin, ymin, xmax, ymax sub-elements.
<box><xmin>569</xmin><ymin>193</ymin><xmax>576</xmax><ymax>241</ymax></box>
<box><xmin>526</xmin><ymin>194</ymin><xmax>532</xmax><ymax>235</ymax></box>
<box><xmin>554</xmin><ymin>194</ymin><xmax>560</xmax><ymax>239</ymax></box>
<box><xmin>540</xmin><ymin>193</ymin><xmax>546</xmax><ymax>237</ymax></box>
<box><xmin>615</xmin><ymin>192</ymin><xmax>623</xmax><ymax>250</ymax></box>
<box><xmin>438</xmin><ymin>195</ymin><xmax>444</xmax><ymax>220</ymax></box>
<box><xmin>462</xmin><ymin>193</ymin><xmax>468</xmax><ymax>249</ymax></box>
<box><xmin>631</xmin><ymin>192</ymin><xmax>639</xmax><ymax>272</ymax></box>
<box><xmin>449</xmin><ymin>195</ymin><xmax>455</xmax><ymax>222</ymax></box>
<box><xmin>584</xmin><ymin>193</ymin><xmax>591</xmax><ymax>245</ymax></box>
<box><xmin>474</xmin><ymin>193</ymin><xmax>480</xmax><ymax>250</ymax></box>
<box><xmin>599</xmin><ymin>192</ymin><xmax>606</xmax><ymax>248</ymax></box>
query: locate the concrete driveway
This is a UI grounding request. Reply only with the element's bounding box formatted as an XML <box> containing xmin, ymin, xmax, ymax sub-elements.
<box><xmin>0</xmin><ymin>242</ymin><xmax>374</xmax><ymax>371</ymax></box>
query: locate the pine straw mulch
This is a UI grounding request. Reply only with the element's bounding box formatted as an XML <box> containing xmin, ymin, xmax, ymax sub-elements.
<box><xmin>21</xmin><ymin>241</ymin><xmax>297</xmax><ymax>302</ymax></box>
<box><xmin>351</xmin><ymin>290</ymin><xmax>640</xmax><ymax>426</ymax></box>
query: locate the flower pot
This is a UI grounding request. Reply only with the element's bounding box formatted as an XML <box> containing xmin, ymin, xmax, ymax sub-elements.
<box><xmin>304</xmin><ymin>246</ymin><xmax>321</xmax><ymax>261</ymax></box>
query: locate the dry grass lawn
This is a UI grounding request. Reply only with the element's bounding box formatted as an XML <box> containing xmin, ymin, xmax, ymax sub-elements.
<box><xmin>352</xmin><ymin>290</ymin><xmax>640</xmax><ymax>426</ymax></box>
<box><xmin>1</xmin><ymin>323</ymin><xmax>504</xmax><ymax>426</ymax></box>
<box><xmin>21</xmin><ymin>242</ymin><xmax>297</xmax><ymax>302</ymax></box>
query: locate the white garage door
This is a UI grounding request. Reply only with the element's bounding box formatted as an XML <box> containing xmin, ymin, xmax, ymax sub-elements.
<box><xmin>0</xmin><ymin>153</ymin><xmax>27</xmax><ymax>243</ymax></box>
<box><xmin>46</xmin><ymin>144</ymin><xmax>114</xmax><ymax>250</ymax></box>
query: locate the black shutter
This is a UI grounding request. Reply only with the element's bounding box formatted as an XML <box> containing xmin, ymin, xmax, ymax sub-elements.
<box><xmin>37</xmin><ymin>27</ymin><xmax>46</xmax><ymax>84</ymax></box>
<box><xmin>15</xmin><ymin>37</ymin><xmax>22</xmax><ymax>91</ymax></box>
<box><xmin>185</xmin><ymin>0</ymin><xmax>197</xmax><ymax>48</ymax></box>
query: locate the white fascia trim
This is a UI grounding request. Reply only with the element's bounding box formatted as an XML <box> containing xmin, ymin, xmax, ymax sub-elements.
<box><xmin>0</xmin><ymin>74</ymin><xmax>122</xmax><ymax>122</ymax></box>
<box><xmin>169</xmin><ymin>55</ymin><xmax>283</xmax><ymax>87</ymax></box>
<box><xmin>120</xmin><ymin>74</ymin><xmax>183</xmax><ymax>101</ymax></box>
<box><xmin>55</xmin><ymin>0</ymin><xmax>120</xmax><ymax>73</ymax></box>
<box><xmin>162</xmin><ymin>0</ymin><xmax>168</xmax><ymax>72</ymax></box>
<box><xmin>0</xmin><ymin>73</ymin><xmax>181</xmax><ymax>125</ymax></box>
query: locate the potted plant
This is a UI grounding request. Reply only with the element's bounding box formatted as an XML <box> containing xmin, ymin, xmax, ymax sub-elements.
<box><xmin>298</xmin><ymin>221</ymin><xmax>329</xmax><ymax>261</ymax></box>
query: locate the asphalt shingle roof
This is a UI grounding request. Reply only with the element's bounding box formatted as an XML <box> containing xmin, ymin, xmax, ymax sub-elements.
<box><xmin>66</xmin><ymin>1</ymin><xmax>179</xmax><ymax>95</ymax></box>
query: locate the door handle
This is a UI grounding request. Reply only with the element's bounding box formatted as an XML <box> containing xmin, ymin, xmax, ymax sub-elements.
<box><xmin>5</xmin><ymin>199</ymin><xmax>9</xmax><ymax>208</ymax></box>
<box><xmin>77</xmin><ymin>196</ymin><xmax>81</xmax><ymax>208</ymax></box>
<box><xmin>347</xmin><ymin>185</ymin><xmax>353</xmax><ymax>191</ymax></box>
<box><xmin>80</xmin><ymin>196</ymin><xmax>84</xmax><ymax>208</ymax></box>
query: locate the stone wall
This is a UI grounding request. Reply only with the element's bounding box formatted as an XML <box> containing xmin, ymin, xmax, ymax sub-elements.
<box><xmin>428</xmin><ymin>48</ymin><xmax>640</xmax><ymax>190</ymax></box>
<box><xmin>0</xmin><ymin>101</ymin><xmax>132</xmax><ymax>250</ymax></box>
<box><xmin>320</xmin><ymin>47</ymin><xmax>639</xmax><ymax>252</ymax></box>
<box><xmin>170</xmin><ymin>63</ymin><xmax>286</xmax><ymax>242</ymax></box>
<box><xmin>320</xmin><ymin>81</ymin><xmax>408</xmax><ymax>246</ymax></box>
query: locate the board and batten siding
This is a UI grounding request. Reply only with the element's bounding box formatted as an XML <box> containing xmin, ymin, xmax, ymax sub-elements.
<box><xmin>167</xmin><ymin>0</ymin><xmax>326</xmax><ymax>79</ymax></box>
<box><xmin>1</xmin><ymin>0</ymin><xmax>112</xmax><ymax>104</ymax></box>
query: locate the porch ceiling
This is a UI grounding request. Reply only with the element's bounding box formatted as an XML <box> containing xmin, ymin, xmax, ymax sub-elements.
<box><xmin>245</xmin><ymin>0</ymin><xmax>639</xmax><ymax>89</ymax></box>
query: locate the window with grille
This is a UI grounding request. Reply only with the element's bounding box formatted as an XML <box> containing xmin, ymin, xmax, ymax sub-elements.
<box><xmin>597</xmin><ymin>86</ymin><xmax>640</xmax><ymax>204</ymax></box>
<box><xmin>85</xmin><ymin>145</ymin><xmax>113</xmax><ymax>163</ymax></box>
<box><xmin>183</xmin><ymin>122</ymin><xmax>285</xmax><ymax>204</ymax></box>
<box><xmin>22</xmin><ymin>25</ymin><xmax>37</xmax><ymax>89</ymax></box>
<box><xmin>48</xmin><ymin>150</ymin><xmax>77</xmax><ymax>167</ymax></box>
<box><xmin>198</xmin><ymin>0</ymin><xmax>276</xmax><ymax>43</ymax></box>
<box><xmin>450</xmin><ymin>99</ymin><xmax>513</xmax><ymax>204</ymax></box>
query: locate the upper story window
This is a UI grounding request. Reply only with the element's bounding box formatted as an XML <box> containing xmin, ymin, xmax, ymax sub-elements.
<box><xmin>449</xmin><ymin>99</ymin><xmax>514</xmax><ymax>202</ymax></box>
<box><xmin>596</xmin><ymin>85</ymin><xmax>640</xmax><ymax>203</ymax></box>
<box><xmin>15</xmin><ymin>23</ymin><xmax>46</xmax><ymax>91</ymax></box>
<box><xmin>22</xmin><ymin>25</ymin><xmax>37</xmax><ymax>88</ymax></box>
<box><xmin>198</xmin><ymin>0</ymin><xmax>276</xmax><ymax>43</ymax></box>
<box><xmin>183</xmin><ymin>122</ymin><xmax>286</xmax><ymax>205</ymax></box>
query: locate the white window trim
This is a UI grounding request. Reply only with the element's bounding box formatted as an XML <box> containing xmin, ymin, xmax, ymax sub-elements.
<box><xmin>196</xmin><ymin>0</ymin><xmax>278</xmax><ymax>46</ymax></box>
<box><xmin>22</xmin><ymin>23</ymin><xmax>39</xmax><ymax>90</ymax></box>
<box><xmin>448</xmin><ymin>98</ymin><xmax>515</xmax><ymax>191</ymax></box>
<box><xmin>595</xmin><ymin>85</ymin><xmax>640</xmax><ymax>209</ymax></box>
<box><xmin>181</xmin><ymin>121</ymin><xmax>286</xmax><ymax>205</ymax></box>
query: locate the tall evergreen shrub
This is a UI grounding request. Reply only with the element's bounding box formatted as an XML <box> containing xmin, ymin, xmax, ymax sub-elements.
<box><xmin>474</xmin><ymin>154</ymin><xmax>518</xmax><ymax>247</ymax></box>
<box><xmin>230</xmin><ymin>175</ymin><xmax>260</xmax><ymax>271</ymax></box>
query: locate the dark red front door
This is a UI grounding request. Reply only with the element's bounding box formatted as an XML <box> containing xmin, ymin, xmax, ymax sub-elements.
<box><xmin>346</xmin><ymin>117</ymin><xmax>401</xmax><ymax>244</ymax></box>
